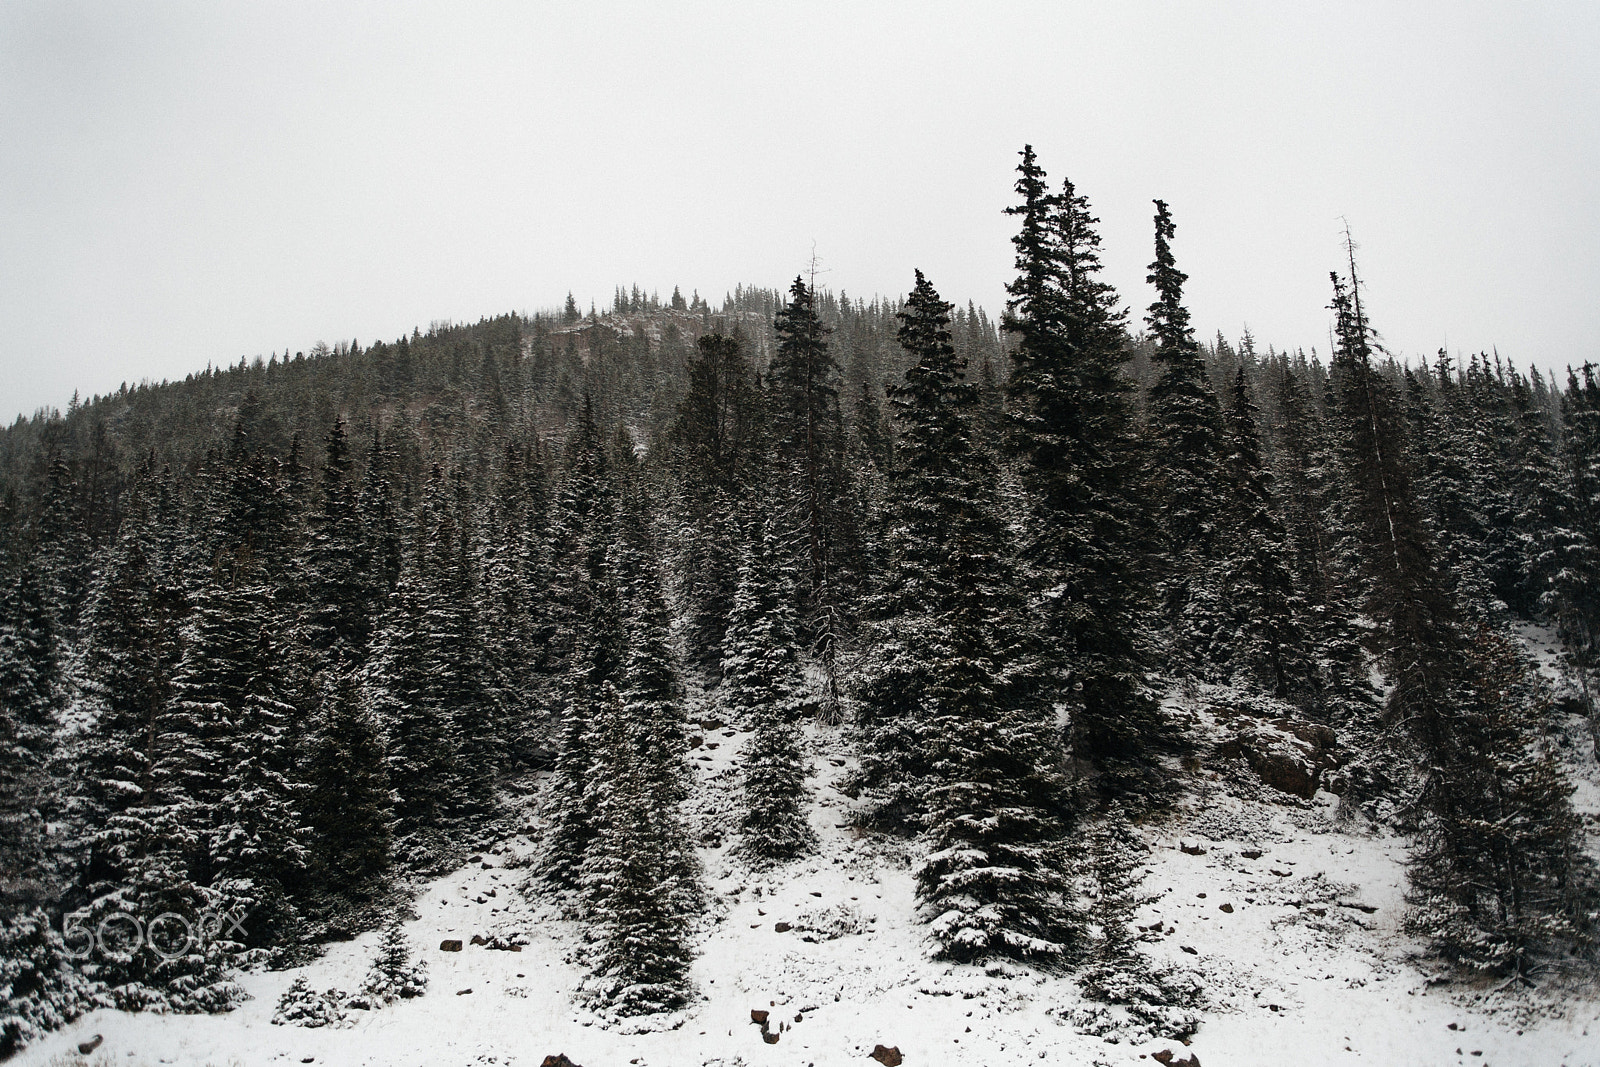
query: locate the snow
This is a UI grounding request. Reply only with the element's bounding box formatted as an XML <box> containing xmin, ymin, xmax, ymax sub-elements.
<box><xmin>17</xmin><ymin>642</ymin><xmax>1600</xmax><ymax>1067</ymax></box>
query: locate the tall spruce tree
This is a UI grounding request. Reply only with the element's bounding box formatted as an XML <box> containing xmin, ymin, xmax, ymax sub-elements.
<box><xmin>1143</xmin><ymin>200</ymin><xmax>1228</xmax><ymax>667</ymax></box>
<box><xmin>1218</xmin><ymin>367</ymin><xmax>1312</xmax><ymax>698</ymax></box>
<box><xmin>579</xmin><ymin>679</ymin><xmax>698</xmax><ymax>1015</ymax></box>
<box><xmin>855</xmin><ymin>270</ymin><xmax>1075</xmax><ymax>962</ymax></box>
<box><xmin>770</xmin><ymin>277</ymin><xmax>847</xmax><ymax>721</ymax></box>
<box><xmin>1002</xmin><ymin>147</ymin><xmax>1172</xmax><ymax>797</ymax></box>
<box><xmin>724</xmin><ymin>519</ymin><xmax>815</xmax><ymax>863</ymax></box>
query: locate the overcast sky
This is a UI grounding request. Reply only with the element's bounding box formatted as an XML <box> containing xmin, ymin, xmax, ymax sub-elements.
<box><xmin>2</xmin><ymin>1</ymin><xmax>1597</xmax><ymax>421</ymax></box>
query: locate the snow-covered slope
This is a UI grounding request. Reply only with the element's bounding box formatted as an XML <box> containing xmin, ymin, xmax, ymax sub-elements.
<box><xmin>17</xmin><ymin>634</ymin><xmax>1600</xmax><ymax>1067</ymax></box>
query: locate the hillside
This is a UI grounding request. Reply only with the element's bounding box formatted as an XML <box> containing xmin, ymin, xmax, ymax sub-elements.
<box><xmin>4</xmin><ymin>149</ymin><xmax>1600</xmax><ymax>1067</ymax></box>
<box><xmin>11</xmin><ymin>624</ymin><xmax>1600</xmax><ymax>1067</ymax></box>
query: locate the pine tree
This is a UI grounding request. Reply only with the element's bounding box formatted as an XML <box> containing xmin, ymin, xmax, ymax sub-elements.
<box><xmin>164</xmin><ymin>549</ymin><xmax>305</xmax><ymax>949</ymax></box>
<box><xmin>302</xmin><ymin>675</ymin><xmax>392</xmax><ymax>913</ymax></box>
<box><xmin>0</xmin><ymin>563</ymin><xmax>66</xmax><ymax>915</ymax></box>
<box><xmin>1404</xmin><ymin>627</ymin><xmax>1597</xmax><ymax>977</ymax></box>
<box><xmin>1218</xmin><ymin>367</ymin><xmax>1312</xmax><ymax>698</ymax></box>
<box><xmin>723</xmin><ymin>521</ymin><xmax>815</xmax><ymax>863</ymax></box>
<box><xmin>1081</xmin><ymin>804</ymin><xmax>1153</xmax><ymax>999</ymax></box>
<box><xmin>361</xmin><ymin>917</ymin><xmax>427</xmax><ymax>1003</ymax></box>
<box><xmin>770</xmin><ymin>277</ymin><xmax>848</xmax><ymax>721</ymax></box>
<box><xmin>370</xmin><ymin>468</ymin><xmax>498</xmax><ymax>868</ymax></box>
<box><xmin>579</xmin><ymin>685</ymin><xmax>696</xmax><ymax>1016</ymax></box>
<box><xmin>0</xmin><ymin>908</ymin><xmax>101</xmax><ymax>1057</ymax></box>
<box><xmin>850</xmin><ymin>270</ymin><xmax>1076</xmax><ymax>962</ymax></box>
<box><xmin>299</xmin><ymin>418</ymin><xmax>379</xmax><ymax>667</ymax></box>
<box><xmin>1330</xmin><ymin>253</ymin><xmax>1594</xmax><ymax>973</ymax></box>
<box><xmin>540</xmin><ymin>405</ymin><xmax>622</xmax><ymax>890</ymax></box>
<box><xmin>1143</xmin><ymin>200</ymin><xmax>1228</xmax><ymax>666</ymax></box>
<box><xmin>1002</xmin><ymin>147</ymin><xmax>1172</xmax><ymax>797</ymax></box>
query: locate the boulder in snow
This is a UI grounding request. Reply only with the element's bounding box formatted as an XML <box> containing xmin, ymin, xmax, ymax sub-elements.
<box><xmin>870</xmin><ymin>1044</ymin><xmax>903</xmax><ymax>1066</ymax></box>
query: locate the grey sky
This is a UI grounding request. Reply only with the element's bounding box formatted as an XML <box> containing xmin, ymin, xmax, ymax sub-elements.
<box><xmin>3</xmin><ymin>1</ymin><xmax>1597</xmax><ymax>420</ymax></box>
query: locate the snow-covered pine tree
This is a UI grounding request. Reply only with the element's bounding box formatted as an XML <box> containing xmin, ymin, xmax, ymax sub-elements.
<box><xmin>1142</xmin><ymin>200</ymin><xmax>1229</xmax><ymax>670</ymax></box>
<box><xmin>302</xmin><ymin>674</ymin><xmax>392</xmax><ymax>917</ymax></box>
<box><xmin>166</xmin><ymin>548</ymin><xmax>305</xmax><ymax>950</ymax></box>
<box><xmin>770</xmin><ymin>277</ymin><xmax>848</xmax><ymax>722</ymax></box>
<box><xmin>1404</xmin><ymin>626</ymin><xmax>1598</xmax><ymax>977</ymax></box>
<box><xmin>540</xmin><ymin>403</ymin><xmax>623</xmax><ymax>890</ymax></box>
<box><xmin>670</xmin><ymin>331</ymin><xmax>760</xmax><ymax>671</ymax></box>
<box><xmin>0</xmin><ymin>907</ymin><xmax>101</xmax><ymax>1057</ymax></box>
<box><xmin>1081</xmin><ymin>804</ymin><xmax>1154</xmax><ymax>1000</ymax></box>
<box><xmin>724</xmin><ymin>519</ymin><xmax>815</xmax><ymax>863</ymax></box>
<box><xmin>579</xmin><ymin>684</ymin><xmax>696</xmax><ymax>1016</ymax></box>
<box><xmin>298</xmin><ymin>418</ymin><xmax>380</xmax><ymax>668</ymax></box>
<box><xmin>610</xmin><ymin>483</ymin><xmax>703</xmax><ymax>912</ymax></box>
<box><xmin>0</xmin><ymin>562</ymin><xmax>67</xmax><ymax>915</ymax></box>
<box><xmin>1002</xmin><ymin>147</ymin><xmax>1174</xmax><ymax>799</ymax></box>
<box><xmin>361</xmin><ymin>916</ymin><xmax>427</xmax><ymax>1004</ymax></box>
<box><xmin>370</xmin><ymin>466</ymin><xmax>498</xmax><ymax>870</ymax></box>
<box><xmin>853</xmin><ymin>269</ymin><xmax>1076</xmax><ymax>963</ymax></box>
<box><xmin>1330</xmin><ymin>257</ymin><xmax>1595</xmax><ymax>972</ymax></box>
<box><xmin>1218</xmin><ymin>366</ymin><xmax>1313</xmax><ymax>699</ymax></box>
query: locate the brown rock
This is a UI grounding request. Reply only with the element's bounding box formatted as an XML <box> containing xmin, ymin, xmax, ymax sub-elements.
<box><xmin>470</xmin><ymin>934</ymin><xmax>487</xmax><ymax>946</ymax></box>
<box><xmin>774</xmin><ymin>922</ymin><xmax>792</xmax><ymax>933</ymax></box>
<box><xmin>78</xmin><ymin>1035</ymin><xmax>104</xmax><ymax>1055</ymax></box>
<box><xmin>870</xmin><ymin>1045</ymin><xmax>903</xmax><ymax>1066</ymax></box>
<box><xmin>751</xmin><ymin>1009</ymin><xmax>770</xmax><ymax>1025</ymax></box>
<box><xmin>762</xmin><ymin>1030</ymin><xmax>781</xmax><ymax>1044</ymax></box>
<box><xmin>1219</xmin><ymin>903</ymin><xmax>1234</xmax><ymax>913</ymax></box>
<box><xmin>539</xmin><ymin>1057</ymin><xmax>583</xmax><ymax>1067</ymax></box>
<box><xmin>439</xmin><ymin>939</ymin><xmax>463</xmax><ymax>952</ymax></box>
<box><xmin>1240</xmin><ymin>849</ymin><xmax>1263</xmax><ymax>860</ymax></box>
<box><xmin>1152</xmin><ymin>1052</ymin><xmax>1200</xmax><ymax>1067</ymax></box>
<box><xmin>1180</xmin><ymin>842</ymin><xmax>1206</xmax><ymax>855</ymax></box>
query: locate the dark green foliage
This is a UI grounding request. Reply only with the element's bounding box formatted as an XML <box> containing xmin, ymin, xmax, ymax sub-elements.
<box><xmin>855</xmin><ymin>270</ymin><xmax>1076</xmax><ymax>963</ymax></box>
<box><xmin>303</xmin><ymin>676</ymin><xmax>393</xmax><ymax>911</ymax></box>
<box><xmin>1002</xmin><ymin>147</ymin><xmax>1173</xmax><ymax>797</ymax></box>
<box><xmin>1404</xmin><ymin>628</ymin><xmax>1598</xmax><ymax>976</ymax></box>
<box><xmin>770</xmin><ymin>277</ymin><xmax>848</xmax><ymax>720</ymax></box>
<box><xmin>1330</xmin><ymin>257</ymin><xmax>1594</xmax><ymax>974</ymax></box>
<box><xmin>361</xmin><ymin>917</ymin><xmax>427</xmax><ymax>1004</ymax></box>
<box><xmin>579</xmin><ymin>686</ymin><xmax>698</xmax><ymax>1016</ymax></box>
<box><xmin>1219</xmin><ymin>367</ymin><xmax>1313</xmax><ymax>698</ymax></box>
<box><xmin>725</xmin><ymin>522</ymin><xmax>815</xmax><ymax>863</ymax></box>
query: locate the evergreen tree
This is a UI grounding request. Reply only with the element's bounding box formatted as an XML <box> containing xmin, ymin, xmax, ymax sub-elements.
<box><xmin>299</xmin><ymin>418</ymin><xmax>378</xmax><ymax>667</ymax></box>
<box><xmin>579</xmin><ymin>685</ymin><xmax>696</xmax><ymax>1016</ymax></box>
<box><xmin>1218</xmin><ymin>367</ymin><xmax>1312</xmax><ymax>698</ymax></box>
<box><xmin>1330</xmin><ymin>254</ymin><xmax>1594</xmax><ymax>973</ymax></box>
<box><xmin>852</xmin><ymin>270</ymin><xmax>1075</xmax><ymax>962</ymax></box>
<box><xmin>1404</xmin><ymin>627</ymin><xmax>1597</xmax><ymax>977</ymax></box>
<box><xmin>302</xmin><ymin>675</ymin><xmax>392</xmax><ymax>914</ymax></box>
<box><xmin>361</xmin><ymin>917</ymin><xmax>427</xmax><ymax>1003</ymax></box>
<box><xmin>0</xmin><ymin>908</ymin><xmax>101</xmax><ymax>1057</ymax></box>
<box><xmin>539</xmin><ymin>405</ymin><xmax>622</xmax><ymax>890</ymax></box>
<box><xmin>1142</xmin><ymin>200</ymin><xmax>1228</xmax><ymax>665</ymax></box>
<box><xmin>770</xmin><ymin>277</ymin><xmax>848</xmax><ymax>721</ymax></box>
<box><xmin>1002</xmin><ymin>147</ymin><xmax>1172</xmax><ymax>797</ymax></box>
<box><xmin>724</xmin><ymin>520</ymin><xmax>815</xmax><ymax>863</ymax></box>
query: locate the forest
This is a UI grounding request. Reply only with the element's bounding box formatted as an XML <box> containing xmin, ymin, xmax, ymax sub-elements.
<box><xmin>1</xmin><ymin>145</ymin><xmax>1597</xmax><ymax>1054</ymax></box>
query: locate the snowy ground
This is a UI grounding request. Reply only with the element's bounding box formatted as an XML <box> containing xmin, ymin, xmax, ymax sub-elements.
<box><xmin>17</xmin><ymin>631</ymin><xmax>1600</xmax><ymax>1067</ymax></box>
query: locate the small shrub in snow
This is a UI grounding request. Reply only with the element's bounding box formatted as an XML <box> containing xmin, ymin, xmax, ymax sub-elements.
<box><xmin>791</xmin><ymin>903</ymin><xmax>874</xmax><ymax>941</ymax></box>
<box><xmin>361</xmin><ymin>919</ymin><xmax>427</xmax><ymax>1004</ymax></box>
<box><xmin>271</xmin><ymin>976</ymin><xmax>348</xmax><ymax>1028</ymax></box>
